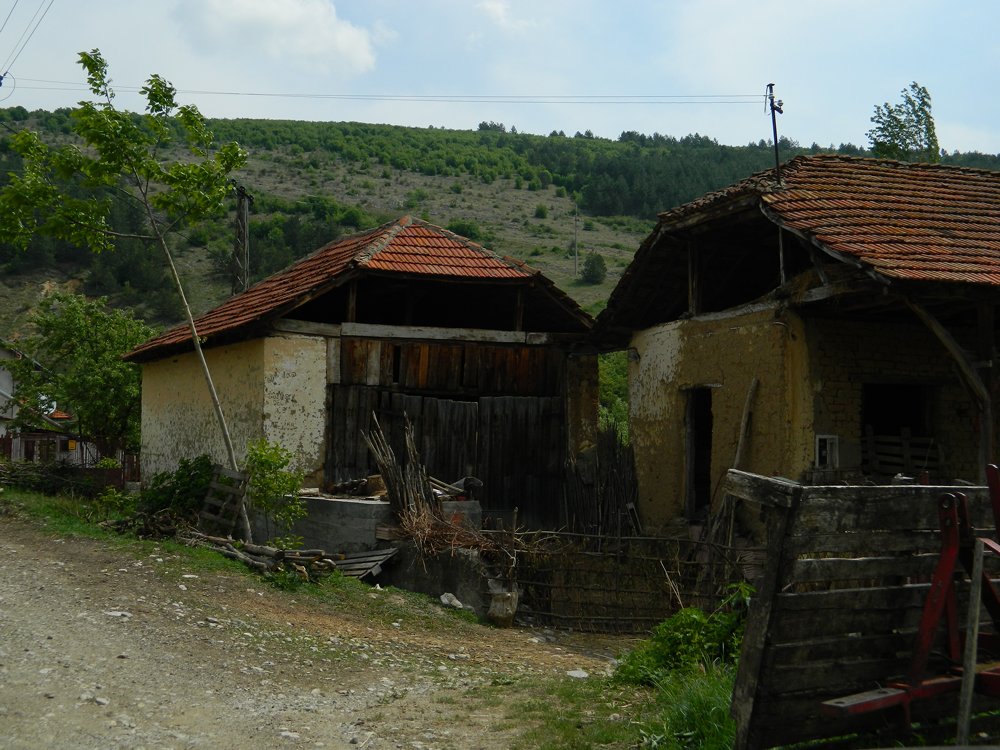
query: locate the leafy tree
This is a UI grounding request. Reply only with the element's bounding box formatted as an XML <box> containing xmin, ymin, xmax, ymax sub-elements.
<box><xmin>581</xmin><ymin>251</ymin><xmax>607</xmax><ymax>284</ymax></box>
<box><xmin>867</xmin><ymin>82</ymin><xmax>940</xmax><ymax>162</ymax></box>
<box><xmin>0</xmin><ymin>50</ymin><xmax>252</xmax><ymax>536</ymax></box>
<box><xmin>7</xmin><ymin>292</ymin><xmax>155</xmax><ymax>459</ymax></box>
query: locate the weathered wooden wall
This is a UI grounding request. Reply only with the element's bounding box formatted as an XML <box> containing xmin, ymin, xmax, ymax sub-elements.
<box><xmin>337</xmin><ymin>338</ymin><xmax>565</xmax><ymax>396</ymax></box>
<box><xmin>728</xmin><ymin>470</ymin><xmax>1000</xmax><ymax>749</ymax></box>
<box><xmin>327</xmin><ymin>338</ymin><xmax>570</xmax><ymax>528</ymax></box>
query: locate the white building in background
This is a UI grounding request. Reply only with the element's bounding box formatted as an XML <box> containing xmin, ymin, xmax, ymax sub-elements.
<box><xmin>0</xmin><ymin>341</ymin><xmax>87</xmax><ymax>464</ymax></box>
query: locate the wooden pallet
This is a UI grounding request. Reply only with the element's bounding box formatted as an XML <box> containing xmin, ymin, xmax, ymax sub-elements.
<box><xmin>329</xmin><ymin>547</ymin><xmax>399</xmax><ymax>579</ymax></box>
<box><xmin>197</xmin><ymin>465</ymin><xmax>249</xmax><ymax>537</ymax></box>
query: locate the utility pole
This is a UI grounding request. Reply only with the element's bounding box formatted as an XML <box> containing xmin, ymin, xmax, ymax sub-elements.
<box><xmin>232</xmin><ymin>184</ymin><xmax>253</xmax><ymax>294</ymax></box>
<box><xmin>767</xmin><ymin>84</ymin><xmax>786</xmax><ymax>283</ymax></box>
<box><xmin>767</xmin><ymin>83</ymin><xmax>783</xmax><ymax>182</ymax></box>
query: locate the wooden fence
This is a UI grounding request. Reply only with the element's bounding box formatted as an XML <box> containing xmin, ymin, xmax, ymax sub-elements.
<box><xmin>502</xmin><ymin>529</ymin><xmax>756</xmax><ymax>633</ymax></box>
<box><xmin>728</xmin><ymin>469</ymin><xmax>1000</xmax><ymax>749</ymax></box>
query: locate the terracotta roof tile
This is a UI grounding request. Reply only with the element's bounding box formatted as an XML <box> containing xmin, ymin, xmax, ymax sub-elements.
<box><xmin>654</xmin><ymin>155</ymin><xmax>1000</xmax><ymax>286</ymax></box>
<box><xmin>597</xmin><ymin>155</ymin><xmax>1000</xmax><ymax>339</ymax></box>
<box><xmin>127</xmin><ymin>216</ymin><xmax>584</xmax><ymax>361</ymax></box>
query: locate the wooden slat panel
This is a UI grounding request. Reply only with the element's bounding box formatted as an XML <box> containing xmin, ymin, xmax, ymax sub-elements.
<box><xmin>329</xmin><ymin>385</ymin><xmax>346</xmax><ymax>480</ymax></box>
<box><xmin>784</xmin><ymin>529</ymin><xmax>944</xmax><ymax>556</ymax></box>
<box><xmin>792</xmin><ymin>487</ymin><xmax>991</xmax><ymax>534</ymax></box>
<box><xmin>417</xmin><ymin>344</ymin><xmax>430</xmax><ymax>389</ymax></box>
<box><xmin>365</xmin><ymin>340</ymin><xmax>381</xmax><ymax>386</ymax></box>
<box><xmin>462</xmin><ymin>345</ymin><xmax>481</xmax><ymax>391</ymax></box>
<box><xmin>790</xmin><ymin>553</ymin><xmax>940</xmax><ymax>583</ymax></box>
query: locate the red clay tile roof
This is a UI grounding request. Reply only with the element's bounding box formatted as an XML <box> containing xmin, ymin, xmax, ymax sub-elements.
<box><xmin>666</xmin><ymin>154</ymin><xmax>1000</xmax><ymax>285</ymax></box>
<box><xmin>127</xmin><ymin>216</ymin><xmax>586</xmax><ymax>361</ymax></box>
<box><xmin>596</xmin><ymin>155</ymin><xmax>1000</xmax><ymax>340</ymax></box>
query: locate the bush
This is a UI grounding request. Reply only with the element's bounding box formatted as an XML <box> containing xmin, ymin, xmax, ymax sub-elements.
<box><xmin>581</xmin><ymin>251</ymin><xmax>607</xmax><ymax>284</ymax></box>
<box><xmin>445</xmin><ymin>219</ymin><xmax>483</xmax><ymax>242</ymax></box>
<box><xmin>244</xmin><ymin>439</ymin><xmax>304</xmax><ymax>534</ymax></box>
<box><xmin>534</xmin><ymin>203</ymin><xmax>548</xmax><ymax>219</ymax></box>
<box><xmin>616</xmin><ymin>583</ymin><xmax>752</xmax><ymax>686</ymax></box>
<box><xmin>139</xmin><ymin>454</ymin><xmax>214</xmax><ymax>516</ymax></box>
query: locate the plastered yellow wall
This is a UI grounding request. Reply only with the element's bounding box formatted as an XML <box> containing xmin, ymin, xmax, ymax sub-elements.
<box><xmin>140</xmin><ymin>333</ymin><xmax>328</xmax><ymax>482</ymax></box>
<box><xmin>261</xmin><ymin>333</ymin><xmax>328</xmax><ymax>484</ymax></box>
<box><xmin>629</xmin><ymin>308</ymin><xmax>813</xmax><ymax>529</ymax></box>
<box><xmin>140</xmin><ymin>339</ymin><xmax>266</xmax><ymax>478</ymax></box>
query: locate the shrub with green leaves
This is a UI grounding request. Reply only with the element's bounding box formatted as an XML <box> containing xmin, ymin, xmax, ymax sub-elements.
<box><xmin>243</xmin><ymin>439</ymin><xmax>305</xmax><ymax>533</ymax></box>
<box><xmin>138</xmin><ymin>454</ymin><xmax>214</xmax><ymax>517</ymax></box>
<box><xmin>616</xmin><ymin>583</ymin><xmax>752</xmax><ymax>686</ymax></box>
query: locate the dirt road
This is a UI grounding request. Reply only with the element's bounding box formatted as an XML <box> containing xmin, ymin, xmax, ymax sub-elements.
<box><xmin>0</xmin><ymin>519</ymin><xmax>628</xmax><ymax>750</ymax></box>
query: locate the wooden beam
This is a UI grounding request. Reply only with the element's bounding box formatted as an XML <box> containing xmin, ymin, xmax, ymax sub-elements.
<box><xmin>794</xmin><ymin>278</ymin><xmax>885</xmax><ymax>305</ymax></box>
<box><xmin>271</xmin><ymin>319</ymin><xmax>343</xmax><ymax>337</ymax></box>
<box><xmin>760</xmin><ymin>203</ymin><xmax>890</xmax><ymax>287</ymax></box>
<box><xmin>723</xmin><ymin>469</ymin><xmax>802</xmax><ymax>509</ymax></box>
<box><xmin>907</xmin><ymin>299</ymin><xmax>992</xmax><ymax>481</ymax></box>
<box><xmin>687</xmin><ymin>242</ymin><xmax>701</xmax><ymax>315</ymax></box>
<box><xmin>906</xmin><ymin>300</ymin><xmax>990</xmax><ymax>406</ymax></box>
<box><xmin>346</xmin><ymin>280</ymin><xmax>357</xmax><ymax>322</ymax></box>
<box><xmin>979</xmin><ymin>302</ymin><xmax>996</xmax><ymax>468</ymax></box>
<box><xmin>341</xmin><ymin>321</ymin><xmax>554</xmax><ymax>345</ymax></box>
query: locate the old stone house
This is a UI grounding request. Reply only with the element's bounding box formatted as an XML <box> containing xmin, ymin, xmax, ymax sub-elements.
<box><xmin>126</xmin><ymin>216</ymin><xmax>597</xmax><ymax>528</ymax></box>
<box><xmin>596</xmin><ymin>155</ymin><xmax>1000</xmax><ymax>530</ymax></box>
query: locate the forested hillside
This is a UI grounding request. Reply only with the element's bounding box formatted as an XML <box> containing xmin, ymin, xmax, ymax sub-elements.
<box><xmin>2</xmin><ymin>105</ymin><xmax>999</xmax><ymax>335</ymax></box>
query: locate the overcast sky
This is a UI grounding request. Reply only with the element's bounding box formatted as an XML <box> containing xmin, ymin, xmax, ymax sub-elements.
<box><xmin>2</xmin><ymin>0</ymin><xmax>998</xmax><ymax>154</ymax></box>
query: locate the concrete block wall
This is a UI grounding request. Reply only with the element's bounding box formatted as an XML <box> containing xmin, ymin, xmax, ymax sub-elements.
<box><xmin>253</xmin><ymin>496</ymin><xmax>482</xmax><ymax>554</ymax></box>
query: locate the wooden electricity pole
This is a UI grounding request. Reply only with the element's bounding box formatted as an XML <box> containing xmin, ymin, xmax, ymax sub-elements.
<box><xmin>232</xmin><ymin>184</ymin><xmax>253</xmax><ymax>294</ymax></box>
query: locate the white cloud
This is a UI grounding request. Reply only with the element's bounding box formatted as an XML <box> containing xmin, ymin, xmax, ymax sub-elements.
<box><xmin>174</xmin><ymin>0</ymin><xmax>375</xmax><ymax>76</ymax></box>
<box><xmin>477</xmin><ymin>0</ymin><xmax>535</xmax><ymax>33</ymax></box>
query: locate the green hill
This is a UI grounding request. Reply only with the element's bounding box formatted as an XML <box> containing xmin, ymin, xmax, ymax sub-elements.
<box><xmin>1</xmin><ymin>107</ymin><xmax>998</xmax><ymax>335</ymax></box>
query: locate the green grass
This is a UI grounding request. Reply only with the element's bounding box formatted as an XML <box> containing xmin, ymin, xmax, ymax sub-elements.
<box><xmin>1</xmin><ymin>484</ymin><xmax>737</xmax><ymax>748</ymax></box>
<box><xmin>0</xmin><ymin>485</ymin><xmax>481</xmax><ymax>634</ymax></box>
<box><xmin>459</xmin><ymin>663</ymin><xmax>735</xmax><ymax>750</ymax></box>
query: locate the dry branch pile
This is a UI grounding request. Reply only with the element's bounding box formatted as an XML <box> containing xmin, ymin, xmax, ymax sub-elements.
<box><xmin>184</xmin><ymin>530</ymin><xmax>346</xmax><ymax>580</ymax></box>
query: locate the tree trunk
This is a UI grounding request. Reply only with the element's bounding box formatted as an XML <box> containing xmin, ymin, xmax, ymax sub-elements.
<box><xmin>154</xmin><ymin>233</ymin><xmax>253</xmax><ymax>542</ymax></box>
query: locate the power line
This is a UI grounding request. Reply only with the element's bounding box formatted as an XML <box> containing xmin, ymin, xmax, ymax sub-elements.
<box><xmin>11</xmin><ymin>78</ymin><xmax>764</xmax><ymax>106</ymax></box>
<box><xmin>1</xmin><ymin>0</ymin><xmax>54</xmax><ymax>76</ymax></box>
<box><xmin>0</xmin><ymin>1</ymin><xmax>22</xmax><ymax>39</ymax></box>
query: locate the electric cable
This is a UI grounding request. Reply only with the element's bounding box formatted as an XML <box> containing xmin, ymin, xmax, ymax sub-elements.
<box><xmin>1</xmin><ymin>0</ymin><xmax>54</xmax><ymax>77</ymax></box>
<box><xmin>10</xmin><ymin>78</ymin><xmax>764</xmax><ymax>106</ymax></box>
<box><xmin>0</xmin><ymin>0</ymin><xmax>22</xmax><ymax>39</ymax></box>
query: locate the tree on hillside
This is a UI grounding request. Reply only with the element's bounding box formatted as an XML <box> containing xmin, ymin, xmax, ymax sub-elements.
<box><xmin>0</xmin><ymin>50</ymin><xmax>253</xmax><ymax>537</ymax></box>
<box><xmin>581</xmin><ymin>251</ymin><xmax>607</xmax><ymax>284</ymax></box>
<box><xmin>867</xmin><ymin>82</ymin><xmax>940</xmax><ymax>163</ymax></box>
<box><xmin>7</xmin><ymin>292</ymin><xmax>154</xmax><ymax>460</ymax></box>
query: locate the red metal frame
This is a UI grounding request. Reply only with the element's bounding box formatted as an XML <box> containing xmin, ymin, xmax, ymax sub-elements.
<box><xmin>822</xmin><ymin>465</ymin><xmax>1000</xmax><ymax>727</ymax></box>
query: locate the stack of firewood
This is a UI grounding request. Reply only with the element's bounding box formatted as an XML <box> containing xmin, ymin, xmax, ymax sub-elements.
<box><xmin>186</xmin><ymin>530</ymin><xmax>342</xmax><ymax>579</ymax></box>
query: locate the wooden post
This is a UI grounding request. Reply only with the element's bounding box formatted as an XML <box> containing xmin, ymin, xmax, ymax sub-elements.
<box><xmin>725</xmin><ymin>471</ymin><xmax>802</xmax><ymax>750</ymax></box>
<box><xmin>687</xmin><ymin>243</ymin><xmax>700</xmax><ymax>315</ymax></box>
<box><xmin>958</xmin><ymin>537</ymin><xmax>984</xmax><ymax>744</ymax></box>
<box><xmin>346</xmin><ymin>280</ymin><xmax>357</xmax><ymax>322</ymax></box>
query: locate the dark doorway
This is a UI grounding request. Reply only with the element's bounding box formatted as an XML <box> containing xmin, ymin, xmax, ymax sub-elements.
<box><xmin>685</xmin><ymin>387</ymin><xmax>714</xmax><ymax>522</ymax></box>
<box><xmin>863</xmin><ymin>383</ymin><xmax>929</xmax><ymax>436</ymax></box>
<box><xmin>862</xmin><ymin>383</ymin><xmax>938</xmax><ymax>477</ymax></box>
